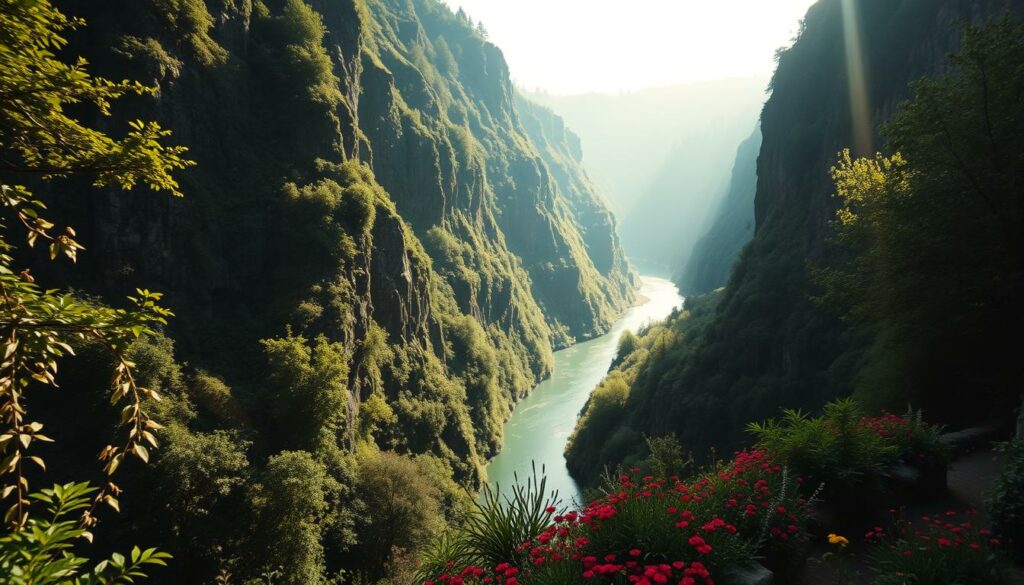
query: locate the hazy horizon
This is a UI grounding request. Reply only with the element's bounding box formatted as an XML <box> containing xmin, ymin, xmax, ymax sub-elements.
<box><xmin>442</xmin><ymin>0</ymin><xmax>818</xmax><ymax>95</ymax></box>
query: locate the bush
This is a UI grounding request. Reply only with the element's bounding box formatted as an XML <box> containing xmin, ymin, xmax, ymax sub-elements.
<box><xmin>988</xmin><ymin>441</ymin><xmax>1024</xmax><ymax>560</ymax></box>
<box><xmin>863</xmin><ymin>408</ymin><xmax>950</xmax><ymax>466</ymax></box>
<box><xmin>748</xmin><ymin>399</ymin><xmax>903</xmax><ymax>489</ymax></box>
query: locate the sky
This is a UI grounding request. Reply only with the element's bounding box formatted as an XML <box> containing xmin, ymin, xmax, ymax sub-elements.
<box><xmin>441</xmin><ymin>0</ymin><xmax>820</xmax><ymax>95</ymax></box>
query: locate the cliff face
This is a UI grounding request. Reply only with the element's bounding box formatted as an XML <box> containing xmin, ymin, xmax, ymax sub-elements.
<box><xmin>676</xmin><ymin>126</ymin><xmax>761</xmax><ymax>295</ymax></box>
<box><xmin>566</xmin><ymin>0</ymin><xmax>1023</xmax><ymax>483</ymax></box>
<box><xmin>46</xmin><ymin>0</ymin><xmax>633</xmax><ymax>483</ymax></box>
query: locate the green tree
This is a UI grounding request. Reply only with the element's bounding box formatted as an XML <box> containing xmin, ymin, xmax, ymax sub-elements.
<box><xmin>815</xmin><ymin>15</ymin><xmax>1024</xmax><ymax>419</ymax></box>
<box><xmin>260</xmin><ymin>334</ymin><xmax>348</xmax><ymax>453</ymax></box>
<box><xmin>249</xmin><ymin>451</ymin><xmax>330</xmax><ymax>585</ymax></box>
<box><xmin>352</xmin><ymin>450</ymin><xmax>446</xmax><ymax>580</ymax></box>
<box><xmin>644</xmin><ymin>434</ymin><xmax>687</xmax><ymax>480</ymax></box>
<box><xmin>0</xmin><ymin>0</ymin><xmax>190</xmax><ymax>579</ymax></box>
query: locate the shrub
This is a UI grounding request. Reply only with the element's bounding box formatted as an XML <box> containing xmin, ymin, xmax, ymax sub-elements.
<box><xmin>644</xmin><ymin>435</ymin><xmax>689</xmax><ymax>482</ymax></box>
<box><xmin>862</xmin><ymin>408</ymin><xmax>950</xmax><ymax>466</ymax></box>
<box><xmin>988</xmin><ymin>441</ymin><xmax>1024</xmax><ymax>560</ymax></box>
<box><xmin>865</xmin><ymin>509</ymin><xmax>1009</xmax><ymax>585</ymax></box>
<box><xmin>748</xmin><ymin>399</ymin><xmax>901</xmax><ymax>489</ymax></box>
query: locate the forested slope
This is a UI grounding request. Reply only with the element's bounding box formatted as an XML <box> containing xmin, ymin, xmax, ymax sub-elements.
<box><xmin>14</xmin><ymin>0</ymin><xmax>633</xmax><ymax>581</ymax></box>
<box><xmin>567</xmin><ymin>0</ymin><xmax>1024</xmax><ymax>488</ymax></box>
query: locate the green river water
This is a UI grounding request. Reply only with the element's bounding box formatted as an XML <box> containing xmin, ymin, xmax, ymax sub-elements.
<box><xmin>485</xmin><ymin>275</ymin><xmax>684</xmax><ymax>505</ymax></box>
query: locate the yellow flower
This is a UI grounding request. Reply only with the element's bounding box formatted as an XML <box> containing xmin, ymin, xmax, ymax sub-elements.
<box><xmin>828</xmin><ymin>533</ymin><xmax>850</xmax><ymax>547</ymax></box>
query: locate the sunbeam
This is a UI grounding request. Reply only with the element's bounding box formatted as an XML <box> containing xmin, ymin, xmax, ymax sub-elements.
<box><xmin>841</xmin><ymin>0</ymin><xmax>874</xmax><ymax>155</ymax></box>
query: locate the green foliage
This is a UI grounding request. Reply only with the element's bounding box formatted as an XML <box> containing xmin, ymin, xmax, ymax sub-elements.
<box><xmin>114</xmin><ymin>36</ymin><xmax>183</xmax><ymax>81</ymax></box>
<box><xmin>155</xmin><ymin>426</ymin><xmax>250</xmax><ymax>520</ymax></box>
<box><xmin>260</xmin><ymin>334</ymin><xmax>349</xmax><ymax>453</ymax></box>
<box><xmin>277</xmin><ymin>0</ymin><xmax>342</xmax><ymax>107</ymax></box>
<box><xmin>613</xmin><ymin>331</ymin><xmax>637</xmax><ymax>367</ymax></box>
<box><xmin>644</xmin><ymin>435</ymin><xmax>688</xmax><ymax>480</ymax></box>
<box><xmin>566</xmin><ymin>295</ymin><xmax>718</xmax><ymax>488</ymax></box>
<box><xmin>249</xmin><ymin>451</ymin><xmax>331</xmax><ymax>585</ymax></box>
<box><xmin>0</xmin><ymin>482</ymin><xmax>170</xmax><ymax>584</ymax></box>
<box><xmin>351</xmin><ymin>449</ymin><xmax>448</xmax><ymax>581</ymax></box>
<box><xmin>814</xmin><ymin>15</ymin><xmax>1024</xmax><ymax>420</ymax></box>
<box><xmin>988</xmin><ymin>440</ymin><xmax>1024</xmax><ymax>560</ymax></box>
<box><xmin>417</xmin><ymin>465</ymin><xmax>558</xmax><ymax>579</ymax></box>
<box><xmin>747</xmin><ymin>399</ymin><xmax>897</xmax><ymax>488</ymax></box>
<box><xmin>151</xmin><ymin>0</ymin><xmax>228</xmax><ymax>66</ymax></box>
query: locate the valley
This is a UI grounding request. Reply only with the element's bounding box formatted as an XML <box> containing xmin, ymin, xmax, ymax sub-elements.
<box><xmin>1</xmin><ymin>0</ymin><xmax>1023</xmax><ymax>583</ymax></box>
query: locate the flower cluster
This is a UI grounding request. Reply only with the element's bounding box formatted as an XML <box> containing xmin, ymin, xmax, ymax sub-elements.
<box><xmin>424</xmin><ymin>562</ymin><xmax>520</xmax><ymax>585</ymax></box>
<box><xmin>422</xmin><ymin>450</ymin><xmax>811</xmax><ymax>584</ymax></box>
<box><xmin>866</xmin><ymin>509</ymin><xmax>1008</xmax><ymax>585</ymax></box>
<box><xmin>859</xmin><ymin>412</ymin><xmax>915</xmax><ymax>441</ymax></box>
<box><xmin>866</xmin><ymin>509</ymin><xmax>998</xmax><ymax>552</ymax></box>
<box><xmin>857</xmin><ymin>410</ymin><xmax>948</xmax><ymax>464</ymax></box>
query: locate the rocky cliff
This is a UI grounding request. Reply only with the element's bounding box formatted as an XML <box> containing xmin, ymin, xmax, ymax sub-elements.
<box><xmin>44</xmin><ymin>0</ymin><xmax>634</xmax><ymax>484</ymax></box>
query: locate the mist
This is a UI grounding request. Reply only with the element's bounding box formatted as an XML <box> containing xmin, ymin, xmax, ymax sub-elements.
<box><xmin>528</xmin><ymin>78</ymin><xmax>766</xmax><ymax>270</ymax></box>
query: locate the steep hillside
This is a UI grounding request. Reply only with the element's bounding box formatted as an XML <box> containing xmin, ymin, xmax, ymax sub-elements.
<box><xmin>677</xmin><ymin>126</ymin><xmax>761</xmax><ymax>294</ymax></box>
<box><xmin>17</xmin><ymin>0</ymin><xmax>632</xmax><ymax>580</ymax></box>
<box><xmin>566</xmin><ymin>0</ymin><xmax>1023</xmax><ymax>486</ymax></box>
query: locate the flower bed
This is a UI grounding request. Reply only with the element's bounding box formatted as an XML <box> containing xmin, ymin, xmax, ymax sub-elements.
<box><xmin>865</xmin><ymin>509</ymin><xmax>1009</xmax><ymax>585</ymax></box>
<box><xmin>420</xmin><ymin>450</ymin><xmax>812</xmax><ymax>584</ymax></box>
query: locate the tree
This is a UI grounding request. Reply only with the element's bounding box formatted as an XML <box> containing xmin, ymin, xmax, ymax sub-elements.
<box><xmin>0</xmin><ymin>0</ymin><xmax>191</xmax><ymax>579</ymax></box>
<box><xmin>352</xmin><ymin>450</ymin><xmax>446</xmax><ymax>580</ymax></box>
<box><xmin>644</xmin><ymin>434</ymin><xmax>687</xmax><ymax>480</ymax></box>
<box><xmin>249</xmin><ymin>451</ymin><xmax>331</xmax><ymax>585</ymax></box>
<box><xmin>260</xmin><ymin>333</ymin><xmax>348</xmax><ymax>454</ymax></box>
<box><xmin>815</xmin><ymin>16</ymin><xmax>1024</xmax><ymax>419</ymax></box>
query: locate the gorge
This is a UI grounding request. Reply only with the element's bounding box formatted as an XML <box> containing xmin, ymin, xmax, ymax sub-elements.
<box><xmin>2</xmin><ymin>0</ymin><xmax>1024</xmax><ymax>583</ymax></box>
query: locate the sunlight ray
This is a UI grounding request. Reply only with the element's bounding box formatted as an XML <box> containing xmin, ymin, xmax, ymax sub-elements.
<box><xmin>841</xmin><ymin>0</ymin><xmax>874</xmax><ymax>155</ymax></box>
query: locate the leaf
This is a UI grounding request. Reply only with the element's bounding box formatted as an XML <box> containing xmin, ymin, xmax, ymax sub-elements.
<box><xmin>131</xmin><ymin>444</ymin><xmax>149</xmax><ymax>463</ymax></box>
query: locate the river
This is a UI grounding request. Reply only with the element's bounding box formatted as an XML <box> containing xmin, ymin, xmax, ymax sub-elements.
<box><xmin>485</xmin><ymin>275</ymin><xmax>684</xmax><ymax>505</ymax></box>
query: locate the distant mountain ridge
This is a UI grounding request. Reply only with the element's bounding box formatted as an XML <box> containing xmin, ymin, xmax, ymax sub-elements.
<box><xmin>527</xmin><ymin>79</ymin><xmax>766</xmax><ymax>267</ymax></box>
<box><xmin>677</xmin><ymin>126</ymin><xmax>761</xmax><ymax>294</ymax></box>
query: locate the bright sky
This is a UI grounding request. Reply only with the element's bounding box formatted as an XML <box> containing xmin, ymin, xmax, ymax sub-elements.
<box><xmin>441</xmin><ymin>0</ymin><xmax>819</xmax><ymax>95</ymax></box>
